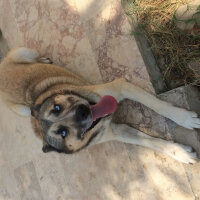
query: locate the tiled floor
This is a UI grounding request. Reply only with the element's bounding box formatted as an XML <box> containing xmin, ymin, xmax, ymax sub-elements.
<box><xmin>0</xmin><ymin>0</ymin><xmax>199</xmax><ymax>199</ymax></box>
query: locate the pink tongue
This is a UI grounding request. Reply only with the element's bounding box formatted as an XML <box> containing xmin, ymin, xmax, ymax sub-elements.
<box><xmin>91</xmin><ymin>95</ymin><xmax>118</xmax><ymax>121</ymax></box>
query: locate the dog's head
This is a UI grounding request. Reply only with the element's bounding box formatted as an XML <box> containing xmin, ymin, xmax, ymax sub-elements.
<box><xmin>31</xmin><ymin>93</ymin><xmax>117</xmax><ymax>154</ymax></box>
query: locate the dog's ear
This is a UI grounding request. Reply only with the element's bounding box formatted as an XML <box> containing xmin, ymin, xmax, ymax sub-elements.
<box><xmin>31</xmin><ymin>104</ymin><xmax>41</xmax><ymax>117</ymax></box>
<box><xmin>42</xmin><ymin>143</ymin><xmax>55</xmax><ymax>153</ymax></box>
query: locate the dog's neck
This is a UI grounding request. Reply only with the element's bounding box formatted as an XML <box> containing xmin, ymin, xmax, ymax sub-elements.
<box><xmin>25</xmin><ymin>77</ymin><xmax>100</xmax><ymax>107</ymax></box>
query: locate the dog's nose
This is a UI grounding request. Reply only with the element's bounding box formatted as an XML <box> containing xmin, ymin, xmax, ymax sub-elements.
<box><xmin>75</xmin><ymin>104</ymin><xmax>91</xmax><ymax>123</ymax></box>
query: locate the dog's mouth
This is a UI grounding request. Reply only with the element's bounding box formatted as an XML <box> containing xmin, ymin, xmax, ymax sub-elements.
<box><xmin>80</xmin><ymin>117</ymin><xmax>103</xmax><ymax>138</ymax></box>
<box><xmin>80</xmin><ymin>96</ymin><xmax>118</xmax><ymax>138</ymax></box>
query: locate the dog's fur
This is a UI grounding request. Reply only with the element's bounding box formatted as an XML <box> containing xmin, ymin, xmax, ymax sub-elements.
<box><xmin>0</xmin><ymin>47</ymin><xmax>200</xmax><ymax>164</ymax></box>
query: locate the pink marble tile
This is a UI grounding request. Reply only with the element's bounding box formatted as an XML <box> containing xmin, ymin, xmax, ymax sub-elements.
<box><xmin>9</xmin><ymin>0</ymin><xmax>82</xmax><ymax>48</ymax></box>
<box><xmin>0</xmin><ymin>0</ymin><xmax>23</xmax><ymax>48</ymax></box>
<box><xmin>6</xmin><ymin>0</ymin><xmax>102</xmax><ymax>83</ymax></box>
<box><xmin>76</xmin><ymin>0</ymin><xmax>154</xmax><ymax>92</ymax></box>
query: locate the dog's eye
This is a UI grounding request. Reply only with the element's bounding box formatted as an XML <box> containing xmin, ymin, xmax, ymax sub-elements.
<box><xmin>52</xmin><ymin>104</ymin><xmax>62</xmax><ymax>114</ymax></box>
<box><xmin>57</xmin><ymin>127</ymin><xmax>69</xmax><ymax>139</ymax></box>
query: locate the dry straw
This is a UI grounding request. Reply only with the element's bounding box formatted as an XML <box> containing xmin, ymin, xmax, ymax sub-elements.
<box><xmin>123</xmin><ymin>0</ymin><xmax>200</xmax><ymax>89</ymax></box>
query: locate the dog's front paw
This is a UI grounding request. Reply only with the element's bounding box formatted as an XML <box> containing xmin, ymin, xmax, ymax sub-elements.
<box><xmin>169</xmin><ymin>108</ymin><xmax>200</xmax><ymax>130</ymax></box>
<box><xmin>164</xmin><ymin>143</ymin><xmax>198</xmax><ymax>164</ymax></box>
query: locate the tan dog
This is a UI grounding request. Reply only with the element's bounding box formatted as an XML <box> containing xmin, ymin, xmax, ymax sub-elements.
<box><xmin>0</xmin><ymin>47</ymin><xmax>200</xmax><ymax>163</ymax></box>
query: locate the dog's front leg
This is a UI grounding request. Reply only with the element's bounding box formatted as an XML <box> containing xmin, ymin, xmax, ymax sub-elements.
<box><xmin>107</xmin><ymin>123</ymin><xmax>198</xmax><ymax>164</ymax></box>
<box><xmin>84</xmin><ymin>78</ymin><xmax>200</xmax><ymax>129</ymax></box>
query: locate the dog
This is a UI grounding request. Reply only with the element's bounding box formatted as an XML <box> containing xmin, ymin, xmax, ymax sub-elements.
<box><xmin>0</xmin><ymin>47</ymin><xmax>200</xmax><ymax>164</ymax></box>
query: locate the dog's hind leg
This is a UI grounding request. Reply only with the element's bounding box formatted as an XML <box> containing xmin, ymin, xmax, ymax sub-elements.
<box><xmin>4</xmin><ymin>47</ymin><xmax>52</xmax><ymax>64</ymax></box>
<box><xmin>96</xmin><ymin>123</ymin><xmax>198</xmax><ymax>164</ymax></box>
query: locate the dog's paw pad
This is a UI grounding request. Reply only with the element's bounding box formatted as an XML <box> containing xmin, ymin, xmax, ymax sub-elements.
<box><xmin>182</xmin><ymin>145</ymin><xmax>192</xmax><ymax>153</ymax></box>
<box><xmin>186</xmin><ymin>113</ymin><xmax>200</xmax><ymax>129</ymax></box>
<box><xmin>38</xmin><ymin>57</ymin><xmax>53</xmax><ymax>64</ymax></box>
<box><xmin>166</xmin><ymin>143</ymin><xmax>198</xmax><ymax>164</ymax></box>
<box><xmin>173</xmin><ymin>109</ymin><xmax>200</xmax><ymax>130</ymax></box>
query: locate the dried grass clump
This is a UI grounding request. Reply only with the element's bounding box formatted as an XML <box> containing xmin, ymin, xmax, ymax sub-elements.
<box><xmin>123</xmin><ymin>0</ymin><xmax>200</xmax><ymax>89</ymax></box>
